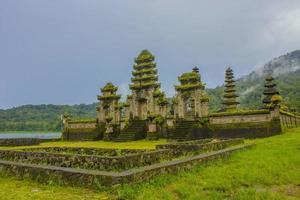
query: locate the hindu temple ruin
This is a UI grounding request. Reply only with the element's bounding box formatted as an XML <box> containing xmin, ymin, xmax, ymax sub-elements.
<box><xmin>62</xmin><ymin>50</ymin><xmax>298</xmax><ymax>141</ymax></box>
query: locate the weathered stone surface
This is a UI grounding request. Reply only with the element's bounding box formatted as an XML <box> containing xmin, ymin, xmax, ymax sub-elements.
<box><xmin>62</xmin><ymin>128</ymin><xmax>103</xmax><ymax>141</ymax></box>
<box><xmin>0</xmin><ymin>144</ymin><xmax>253</xmax><ymax>188</ymax></box>
<box><xmin>280</xmin><ymin>113</ymin><xmax>300</xmax><ymax>129</ymax></box>
<box><xmin>156</xmin><ymin>138</ymin><xmax>243</xmax><ymax>156</ymax></box>
<box><xmin>0</xmin><ymin>148</ymin><xmax>173</xmax><ymax>171</ymax></box>
<box><xmin>23</xmin><ymin>147</ymin><xmax>147</xmax><ymax>156</ymax></box>
<box><xmin>0</xmin><ymin>138</ymin><xmax>41</xmax><ymax>147</ymax></box>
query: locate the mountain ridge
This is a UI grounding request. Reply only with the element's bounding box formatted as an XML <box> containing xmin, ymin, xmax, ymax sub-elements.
<box><xmin>208</xmin><ymin>49</ymin><xmax>300</xmax><ymax>111</ymax></box>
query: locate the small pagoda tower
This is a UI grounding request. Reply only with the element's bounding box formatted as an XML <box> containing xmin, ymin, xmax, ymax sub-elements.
<box><xmin>173</xmin><ymin>67</ymin><xmax>209</xmax><ymax>119</ymax></box>
<box><xmin>97</xmin><ymin>82</ymin><xmax>121</xmax><ymax>124</ymax></box>
<box><xmin>262</xmin><ymin>75</ymin><xmax>279</xmax><ymax>107</ymax></box>
<box><xmin>223</xmin><ymin>67</ymin><xmax>239</xmax><ymax>111</ymax></box>
<box><xmin>126</xmin><ymin>50</ymin><xmax>167</xmax><ymax>119</ymax></box>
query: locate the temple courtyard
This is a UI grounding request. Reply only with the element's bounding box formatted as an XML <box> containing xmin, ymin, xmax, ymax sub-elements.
<box><xmin>0</xmin><ymin>128</ymin><xmax>299</xmax><ymax>200</ymax></box>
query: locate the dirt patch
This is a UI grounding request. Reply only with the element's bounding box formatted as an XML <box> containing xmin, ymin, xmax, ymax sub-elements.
<box><xmin>271</xmin><ymin>184</ymin><xmax>300</xmax><ymax>198</ymax></box>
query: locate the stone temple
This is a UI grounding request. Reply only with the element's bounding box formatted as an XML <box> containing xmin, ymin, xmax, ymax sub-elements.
<box><xmin>62</xmin><ymin>50</ymin><xmax>297</xmax><ymax>141</ymax></box>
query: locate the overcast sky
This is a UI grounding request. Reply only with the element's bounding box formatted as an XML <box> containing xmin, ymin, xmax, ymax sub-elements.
<box><xmin>0</xmin><ymin>0</ymin><xmax>300</xmax><ymax>109</ymax></box>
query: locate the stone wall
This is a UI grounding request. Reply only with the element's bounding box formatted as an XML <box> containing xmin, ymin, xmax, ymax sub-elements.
<box><xmin>0</xmin><ymin>144</ymin><xmax>252</xmax><ymax>188</ymax></box>
<box><xmin>0</xmin><ymin>138</ymin><xmax>41</xmax><ymax>147</ymax></box>
<box><xmin>181</xmin><ymin>109</ymin><xmax>282</xmax><ymax>139</ymax></box>
<box><xmin>67</xmin><ymin>122</ymin><xmax>96</xmax><ymax>129</ymax></box>
<box><xmin>156</xmin><ymin>138</ymin><xmax>243</xmax><ymax>156</ymax></box>
<box><xmin>0</xmin><ymin>149</ymin><xmax>173</xmax><ymax>172</ymax></box>
<box><xmin>203</xmin><ymin>120</ymin><xmax>281</xmax><ymax>139</ymax></box>
<box><xmin>23</xmin><ymin>147</ymin><xmax>147</xmax><ymax>156</ymax></box>
<box><xmin>280</xmin><ymin>113</ymin><xmax>300</xmax><ymax>129</ymax></box>
<box><xmin>210</xmin><ymin>112</ymin><xmax>272</xmax><ymax>124</ymax></box>
<box><xmin>62</xmin><ymin>128</ymin><xmax>103</xmax><ymax>141</ymax></box>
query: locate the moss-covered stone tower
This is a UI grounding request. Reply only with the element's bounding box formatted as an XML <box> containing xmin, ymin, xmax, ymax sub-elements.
<box><xmin>223</xmin><ymin>67</ymin><xmax>239</xmax><ymax>111</ymax></box>
<box><xmin>126</xmin><ymin>50</ymin><xmax>168</xmax><ymax>120</ymax></box>
<box><xmin>173</xmin><ymin>67</ymin><xmax>209</xmax><ymax>119</ymax></box>
<box><xmin>262</xmin><ymin>75</ymin><xmax>279</xmax><ymax>106</ymax></box>
<box><xmin>97</xmin><ymin>82</ymin><xmax>121</xmax><ymax>124</ymax></box>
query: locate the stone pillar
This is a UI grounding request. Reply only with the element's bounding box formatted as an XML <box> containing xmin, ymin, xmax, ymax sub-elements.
<box><xmin>147</xmin><ymin>122</ymin><xmax>158</xmax><ymax>140</ymax></box>
<box><xmin>270</xmin><ymin>106</ymin><xmax>280</xmax><ymax>119</ymax></box>
<box><xmin>103</xmin><ymin>123</ymin><xmax>114</xmax><ymax>141</ymax></box>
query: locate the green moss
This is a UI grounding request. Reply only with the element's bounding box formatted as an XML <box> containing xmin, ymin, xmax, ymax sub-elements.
<box><xmin>175</xmin><ymin>82</ymin><xmax>205</xmax><ymax>91</ymax></box>
<box><xmin>280</xmin><ymin>109</ymin><xmax>299</xmax><ymax>118</ymax></box>
<box><xmin>157</xmin><ymin>96</ymin><xmax>169</xmax><ymax>106</ymax></box>
<box><xmin>131</xmin><ymin>75</ymin><xmax>158</xmax><ymax>82</ymax></box>
<box><xmin>132</xmin><ymin>68</ymin><xmax>157</xmax><ymax>76</ymax></box>
<box><xmin>134</xmin><ymin>50</ymin><xmax>155</xmax><ymax>63</ymax></box>
<box><xmin>153</xmin><ymin>89</ymin><xmax>164</xmax><ymax>98</ymax></box>
<box><xmin>208</xmin><ymin>121</ymin><xmax>279</xmax><ymax>129</ymax></box>
<box><xmin>209</xmin><ymin>109</ymin><xmax>270</xmax><ymax>117</ymax></box>
<box><xmin>68</xmin><ymin>119</ymin><xmax>97</xmax><ymax>124</ymax></box>
<box><xmin>178</xmin><ymin>72</ymin><xmax>200</xmax><ymax>82</ymax></box>
<box><xmin>100</xmin><ymin>82</ymin><xmax>118</xmax><ymax>92</ymax></box>
<box><xmin>97</xmin><ymin>94</ymin><xmax>121</xmax><ymax>101</ymax></box>
<box><xmin>130</xmin><ymin>82</ymin><xmax>160</xmax><ymax>90</ymax></box>
<box><xmin>133</xmin><ymin>62</ymin><xmax>156</xmax><ymax>70</ymax></box>
<box><xmin>65</xmin><ymin>128</ymin><xmax>97</xmax><ymax>134</ymax></box>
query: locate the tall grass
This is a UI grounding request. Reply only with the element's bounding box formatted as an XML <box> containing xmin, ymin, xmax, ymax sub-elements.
<box><xmin>117</xmin><ymin>128</ymin><xmax>300</xmax><ymax>199</ymax></box>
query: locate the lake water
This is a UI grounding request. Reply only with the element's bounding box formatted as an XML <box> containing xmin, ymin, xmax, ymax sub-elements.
<box><xmin>0</xmin><ymin>132</ymin><xmax>62</xmax><ymax>139</ymax></box>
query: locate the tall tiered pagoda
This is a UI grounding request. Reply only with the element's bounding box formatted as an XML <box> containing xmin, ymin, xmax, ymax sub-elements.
<box><xmin>97</xmin><ymin>82</ymin><xmax>121</xmax><ymax>123</ymax></box>
<box><xmin>173</xmin><ymin>67</ymin><xmax>209</xmax><ymax>119</ymax></box>
<box><xmin>262</xmin><ymin>75</ymin><xmax>279</xmax><ymax>106</ymax></box>
<box><xmin>126</xmin><ymin>50</ymin><xmax>168</xmax><ymax>120</ymax></box>
<box><xmin>223</xmin><ymin>67</ymin><xmax>239</xmax><ymax>111</ymax></box>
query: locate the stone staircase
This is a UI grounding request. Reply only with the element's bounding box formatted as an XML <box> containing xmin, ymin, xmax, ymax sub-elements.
<box><xmin>114</xmin><ymin>120</ymin><xmax>147</xmax><ymax>142</ymax></box>
<box><xmin>168</xmin><ymin>120</ymin><xmax>198</xmax><ymax>141</ymax></box>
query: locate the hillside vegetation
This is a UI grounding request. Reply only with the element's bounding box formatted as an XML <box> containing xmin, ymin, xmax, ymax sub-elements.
<box><xmin>0</xmin><ymin>104</ymin><xmax>97</xmax><ymax>132</ymax></box>
<box><xmin>208</xmin><ymin>50</ymin><xmax>300</xmax><ymax>112</ymax></box>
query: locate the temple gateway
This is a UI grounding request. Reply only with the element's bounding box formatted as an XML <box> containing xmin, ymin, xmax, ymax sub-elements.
<box><xmin>62</xmin><ymin>50</ymin><xmax>295</xmax><ymax>141</ymax></box>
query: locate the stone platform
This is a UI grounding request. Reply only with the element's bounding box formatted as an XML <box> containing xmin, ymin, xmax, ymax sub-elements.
<box><xmin>0</xmin><ymin>139</ymin><xmax>253</xmax><ymax>188</ymax></box>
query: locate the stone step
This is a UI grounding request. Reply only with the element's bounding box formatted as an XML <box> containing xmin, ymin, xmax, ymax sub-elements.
<box><xmin>116</xmin><ymin>120</ymin><xmax>147</xmax><ymax>141</ymax></box>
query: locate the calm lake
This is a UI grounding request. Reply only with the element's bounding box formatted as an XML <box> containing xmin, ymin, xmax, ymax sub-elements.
<box><xmin>0</xmin><ymin>132</ymin><xmax>61</xmax><ymax>139</ymax></box>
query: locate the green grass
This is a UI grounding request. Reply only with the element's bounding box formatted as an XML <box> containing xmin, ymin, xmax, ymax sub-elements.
<box><xmin>0</xmin><ymin>128</ymin><xmax>300</xmax><ymax>199</ymax></box>
<box><xmin>0</xmin><ymin>139</ymin><xmax>169</xmax><ymax>150</ymax></box>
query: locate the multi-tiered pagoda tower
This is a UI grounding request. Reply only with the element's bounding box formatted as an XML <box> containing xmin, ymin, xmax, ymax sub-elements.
<box><xmin>262</xmin><ymin>75</ymin><xmax>279</xmax><ymax>107</ymax></box>
<box><xmin>223</xmin><ymin>67</ymin><xmax>239</xmax><ymax>111</ymax></box>
<box><xmin>97</xmin><ymin>82</ymin><xmax>121</xmax><ymax>124</ymax></box>
<box><xmin>126</xmin><ymin>50</ymin><xmax>168</xmax><ymax>120</ymax></box>
<box><xmin>173</xmin><ymin>67</ymin><xmax>209</xmax><ymax>119</ymax></box>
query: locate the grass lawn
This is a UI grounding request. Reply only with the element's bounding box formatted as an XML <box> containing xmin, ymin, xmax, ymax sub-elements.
<box><xmin>0</xmin><ymin>139</ymin><xmax>169</xmax><ymax>150</ymax></box>
<box><xmin>0</xmin><ymin>128</ymin><xmax>300</xmax><ymax>199</ymax></box>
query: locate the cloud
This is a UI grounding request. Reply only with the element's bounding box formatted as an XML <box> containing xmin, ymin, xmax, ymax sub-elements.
<box><xmin>241</xmin><ymin>85</ymin><xmax>259</xmax><ymax>96</ymax></box>
<box><xmin>1</xmin><ymin>1</ymin><xmax>300</xmax><ymax>108</ymax></box>
<box><xmin>255</xmin><ymin>5</ymin><xmax>300</xmax><ymax>48</ymax></box>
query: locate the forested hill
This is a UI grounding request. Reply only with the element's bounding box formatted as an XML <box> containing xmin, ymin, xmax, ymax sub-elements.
<box><xmin>207</xmin><ymin>50</ymin><xmax>300</xmax><ymax>112</ymax></box>
<box><xmin>0</xmin><ymin>104</ymin><xmax>97</xmax><ymax>131</ymax></box>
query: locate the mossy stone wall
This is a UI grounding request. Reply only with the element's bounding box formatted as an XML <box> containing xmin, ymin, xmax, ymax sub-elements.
<box><xmin>0</xmin><ymin>149</ymin><xmax>173</xmax><ymax>172</ymax></box>
<box><xmin>280</xmin><ymin>113</ymin><xmax>300</xmax><ymax>129</ymax></box>
<box><xmin>0</xmin><ymin>144</ymin><xmax>252</xmax><ymax>188</ymax></box>
<box><xmin>188</xmin><ymin>120</ymin><xmax>282</xmax><ymax>139</ymax></box>
<box><xmin>0</xmin><ymin>138</ymin><xmax>41</xmax><ymax>147</ymax></box>
<box><xmin>156</xmin><ymin>139</ymin><xmax>243</xmax><ymax>156</ymax></box>
<box><xmin>62</xmin><ymin>128</ymin><xmax>103</xmax><ymax>141</ymax></box>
